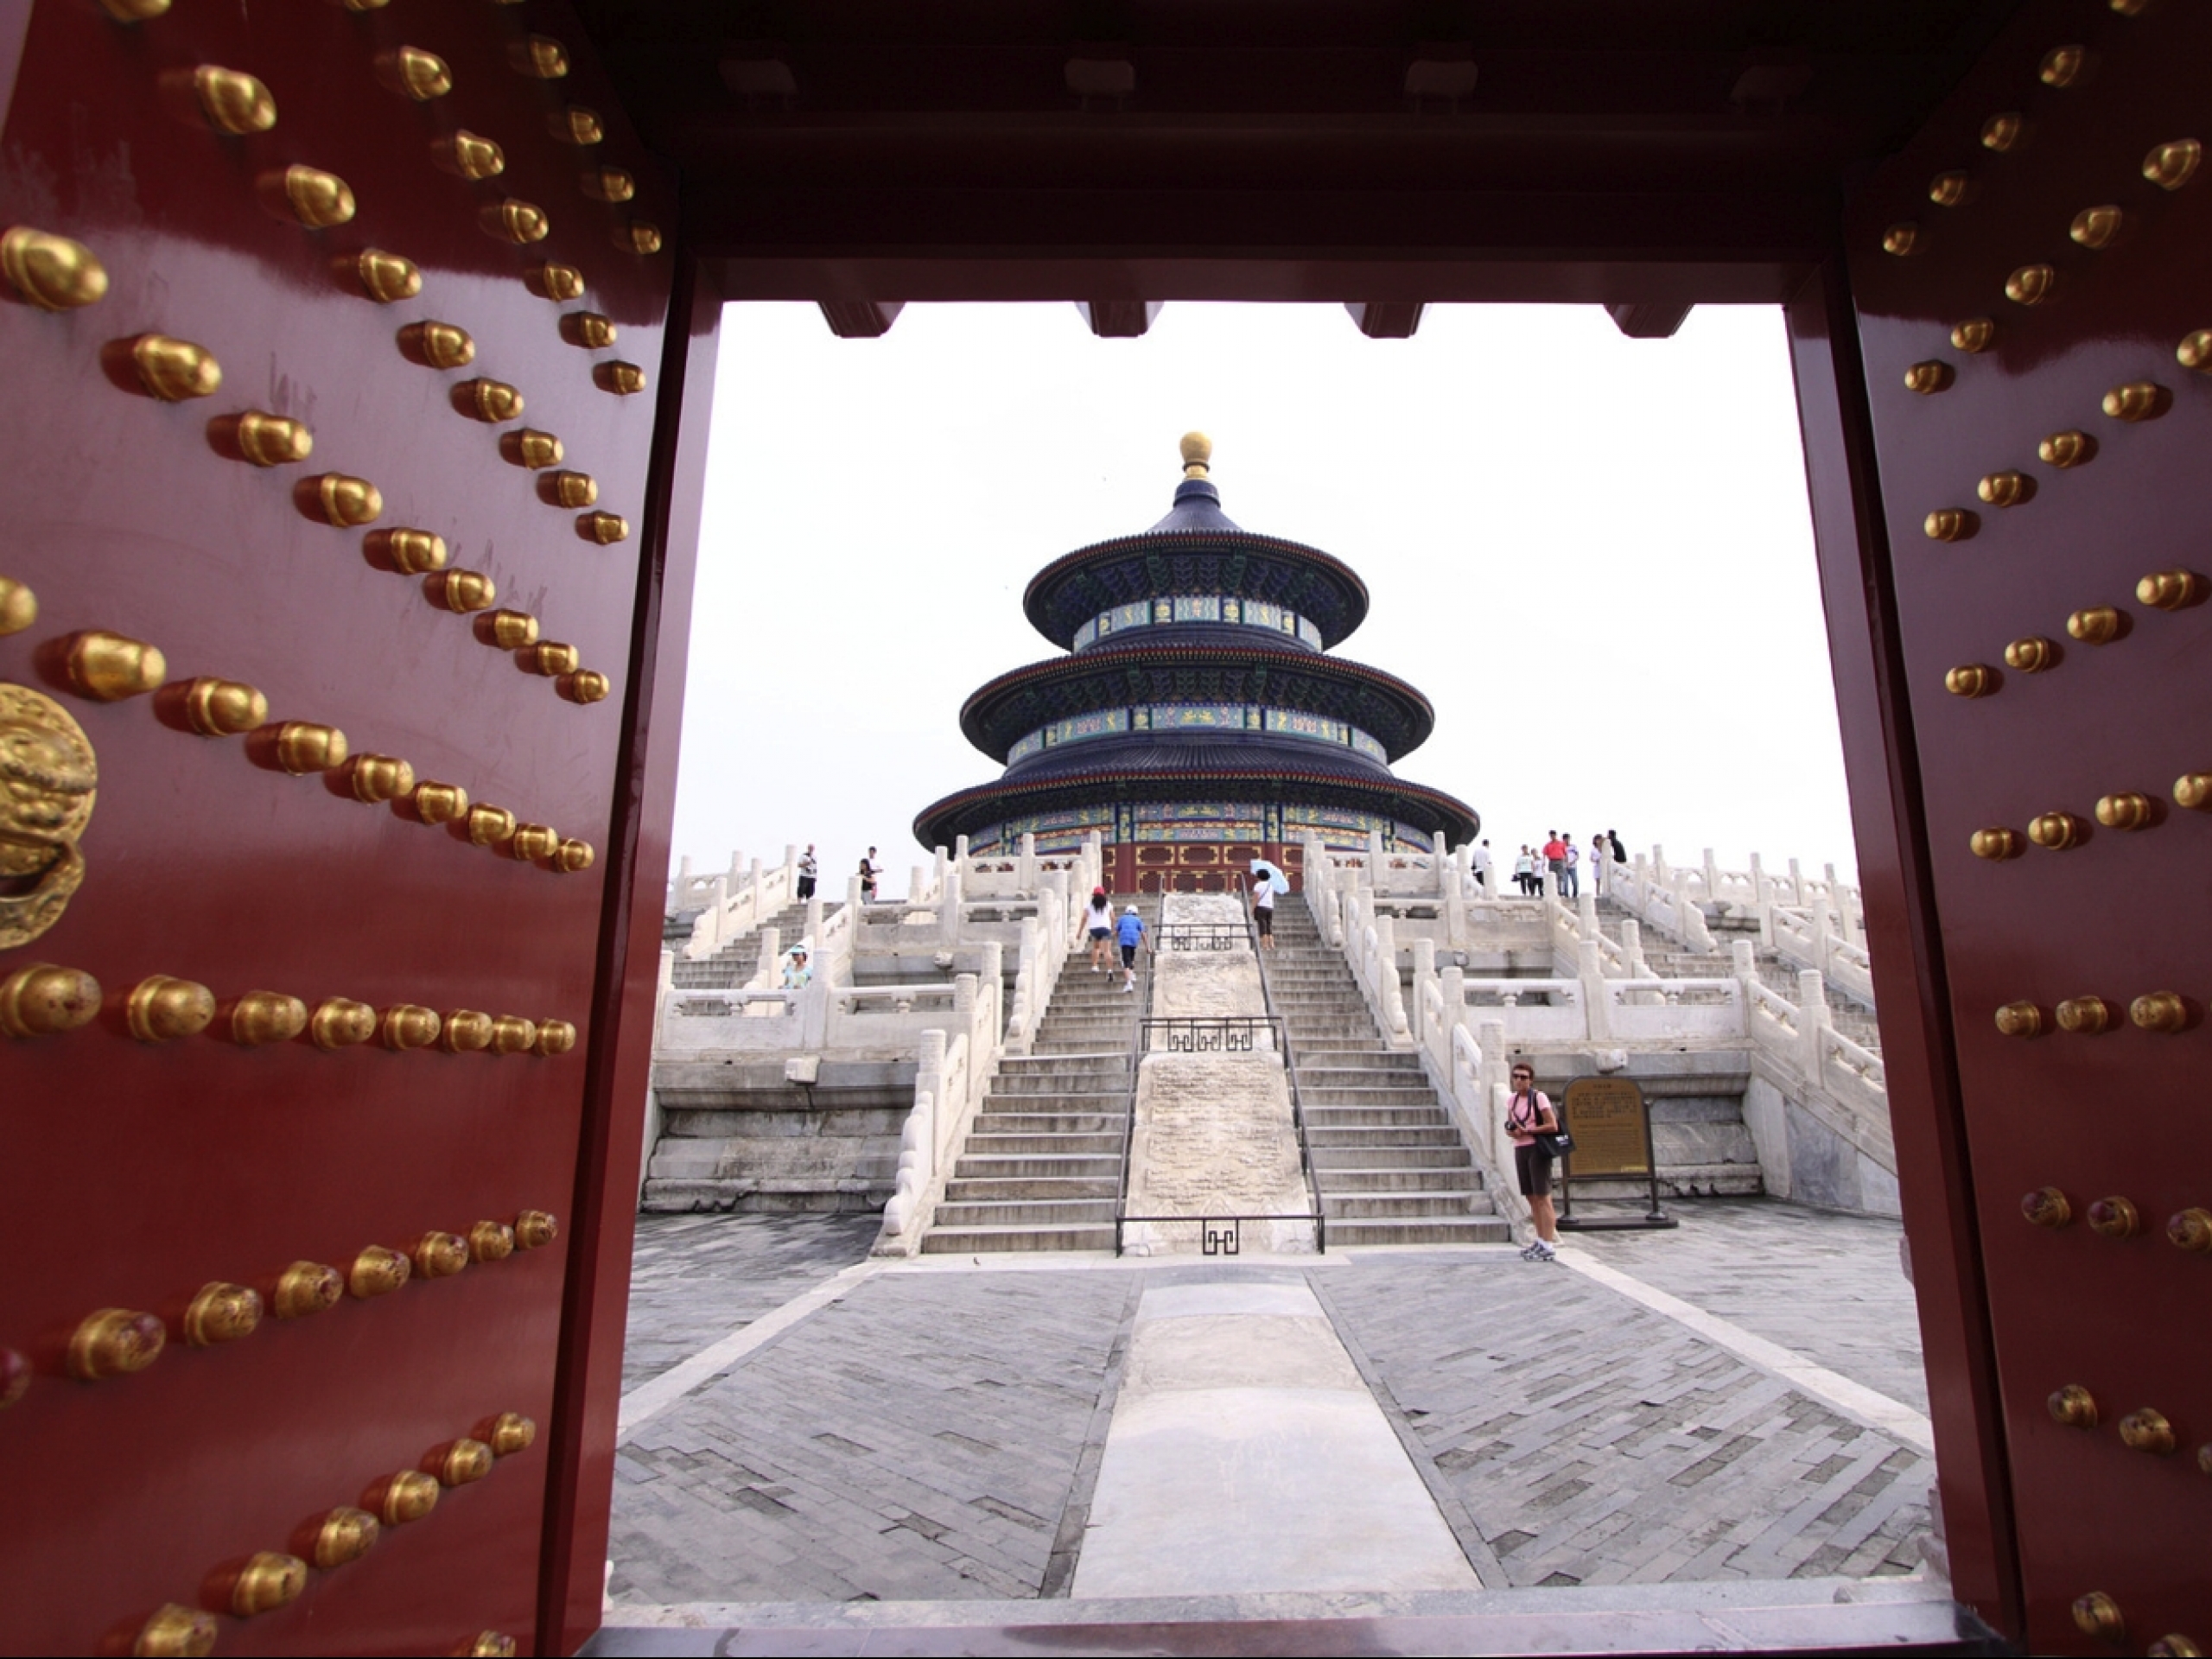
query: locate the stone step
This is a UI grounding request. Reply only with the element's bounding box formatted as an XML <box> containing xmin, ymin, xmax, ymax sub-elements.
<box><xmin>993</xmin><ymin>1059</ymin><xmax>1133</xmax><ymax>1084</ymax></box>
<box><xmin>1303</xmin><ymin>1105</ymin><xmax>1456</xmax><ymax>1128</ymax></box>
<box><xmin>944</xmin><ymin>1175</ymin><xmax>1119</xmax><ymax>1201</ymax></box>
<box><xmin>963</xmin><ymin>1132</ymin><xmax>1124</xmax><ymax>1156</ymax></box>
<box><xmin>973</xmin><ymin>1109</ymin><xmax>1126</xmax><ymax>1134</ymax></box>
<box><xmin>1306</xmin><ymin>1126</ymin><xmax>1463</xmax><ymax>1148</ymax></box>
<box><xmin>1310</xmin><ymin>1146</ymin><xmax>1471</xmax><ymax>1170</ymax></box>
<box><xmin>1326</xmin><ymin>1216</ymin><xmax>1512</xmax><ymax>1247</ymax></box>
<box><xmin>1325</xmin><ymin>1191</ymin><xmax>1497</xmax><ymax>1218</ymax></box>
<box><xmin>921</xmin><ymin>1223</ymin><xmax>1117</xmax><ymax>1254</ymax></box>
<box><xmin>933</xmin><ymin>1198</ymin><xmax>1118</xmax><ymax>1227</ymax></box>
<box><xmin>1300</xmin><ymin>1085</ymin><xmax>1441</xmax><ymax>1108</ymax></box>
<box><xmin>1033</xmin><ymin>1039</ymin><xmax>1144</xmax><ymax>1055</ymax></box>
<box><xmin>1320</xmin><ymin>1166</ymin><xmax>1482</xmax><ymax>1192</ymax></box>
<box><xmin>952</xmin><ymin>1154</ymin><xmax>1122</xmax><ymax>1180</ymax></box>
<box><xmin>1294</xmin><ymin>1064</ymin><xmax>1428</xmax><ymax>1085</ymax></box>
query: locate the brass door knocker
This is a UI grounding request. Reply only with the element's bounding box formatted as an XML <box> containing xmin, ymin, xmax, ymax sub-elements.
<box><xmin>1</xmin><ymin>683</ymin><xmax>97</xmax><ymax>948</ymax></box>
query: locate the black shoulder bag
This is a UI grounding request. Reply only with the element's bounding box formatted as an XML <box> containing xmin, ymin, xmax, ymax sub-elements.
<box><xmin>1527</xmin><ymin>1090</ymin><xmax>1574</xmax><ymax>1160</ymax></box>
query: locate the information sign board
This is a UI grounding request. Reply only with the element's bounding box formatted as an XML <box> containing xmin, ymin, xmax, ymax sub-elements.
<box><xmin>1555</xmin><ymin>1077</ymin><xmax>1675</xmax><ymax>1230</ymax></box>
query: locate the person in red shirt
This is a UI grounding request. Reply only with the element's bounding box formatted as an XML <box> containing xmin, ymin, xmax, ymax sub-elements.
<box><xmin>1541</xmin><ymin>832</ymin><xmax>1567</xmax><ymax>895</ymax></box>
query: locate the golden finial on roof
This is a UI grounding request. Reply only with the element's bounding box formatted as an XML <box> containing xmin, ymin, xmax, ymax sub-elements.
<box><xmin>1179</xmin><ymin>431</ymin><xmax>1212</xmax><ymax>479</ymax></box>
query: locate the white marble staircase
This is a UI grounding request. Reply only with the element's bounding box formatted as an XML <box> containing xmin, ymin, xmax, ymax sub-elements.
<box><xmin>921</xmin><ymin>898</ymin><xmax>1159</xmax><ymax>1253</ymax></box>
<box><xmin>1268</xmin><ymin>899</ymin><xmax>1509</xmax><ymax>1247</ymax></box>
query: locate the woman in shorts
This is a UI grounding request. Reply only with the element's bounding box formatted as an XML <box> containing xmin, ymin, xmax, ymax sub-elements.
<box><xmin>1085</xmin><ymin>886</ymin><xmax>1114</xmax><ymax>971</ymax></box>
<box><xmin>1505</xmin><ymin>1063</ymin><xmax>1562</xmax><ymax>1262</ymax></box>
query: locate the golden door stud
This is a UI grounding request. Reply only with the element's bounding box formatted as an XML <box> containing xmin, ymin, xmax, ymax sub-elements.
<box><xmin>2019</xmin><ymin>1186</ymin><xmax>2070</xmax><ymax>1226</ymax></box>
<box><xmin>0</xmin><ymin>226</ymin><xmax>107</xmax><ymax>310</ymax></box>
<box><xmin>352</xmin><ymin>249</ymin><xmax>422</xmax><ymax>303</ymax></box>
<box><xmin>127</xmin><ymin>975</ymin><xmax>215</xmax><ymax>1042</ymax></box>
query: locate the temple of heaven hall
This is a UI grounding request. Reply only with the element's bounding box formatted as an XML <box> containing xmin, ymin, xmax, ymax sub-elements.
<box><xmin>912</xmin><ymin>435</ymin><xmax>1479</xmax><ymax>893</ymax></box>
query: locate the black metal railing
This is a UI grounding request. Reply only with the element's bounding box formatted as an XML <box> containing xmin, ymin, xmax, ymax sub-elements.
<box><xmin>1153</xmin><ymin>922</ymin><xmax>1252</xmax><ymax>952</ymax></box>
<box><xmin>1141</xmin><ymin>1014</ymin><xmax>1274</xmax><ymax>1053</ymax></box>
<box><xmin>1253</xmin><ymin>908</ymin><xmax>1327</xmax><ymax>1253</ymax></box>
<box><xmin>1111</xmin><ymin>916</ymin><xmax>1157</xmax><ymax>1248</ymax></box>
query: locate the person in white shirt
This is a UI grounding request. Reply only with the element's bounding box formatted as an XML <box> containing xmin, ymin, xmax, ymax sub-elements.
<box><xmin>1250</xmin><ymin>868</ymin><xmax>1277</xmax><ymax>949</ymax></box>
<box><xmin>1589</xmin><ymin>829</ymin><xmax>1609</xmax><ymax>895</ymax></box>
<box><xmin>797</xmin><ymin>844</ymin><xmax>818</xmax><ymax>902</ymax></box>
<box><xmin>1562</xmin><ymin>838</ymin><xmax>1580</xmax><ymax>899</ymax></box>
<box><xmin>1084</xmin><ymin>887</ymin><xmax>1114</xmax><ymax>971</ymax></box>
<box><xmin>1471</xmin><ymin>839</ymin><xmax>1493</xmax><ymax>893</ymax></box>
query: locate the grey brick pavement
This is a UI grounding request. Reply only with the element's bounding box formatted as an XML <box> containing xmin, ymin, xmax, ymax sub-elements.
<box><xmin>608</xmin><ymin>1204</ymin><xmax>1934</xmax><ymax>1606</ymax></box>
<box><xmin>623</xmin><ymin>1213</ymin><xmax>880</xmax><ymax>1390</ymax></box>
<box><xmin>1317</xmin><ymin>1255</ymin><xmax>1930</xmax><ymax>1589</ymax></box>
<box><xmin>1567</xmin><ymin>1197</ymin><xmax>1929</xmax><ymax>1414</ymax></box>
<box><xmin>611</xmin><ymin>1269</ymin><xmax>1138</xmax><ymax>1605</ymax></box>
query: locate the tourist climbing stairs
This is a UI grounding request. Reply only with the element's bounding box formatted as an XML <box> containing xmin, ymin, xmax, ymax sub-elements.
<box><xmin>1269</xmin><ymin>896</ymin><xmax>1509</xmax><ymax>1246</ymax></box>
<box><xmin>668</xmin><ymin>900</ymin><xmax>823</xmax><ymax>990</ymax></box>
<box><xmin>922</xmin><ymin>896</ymin><xmax>1161</xmax><ymax>1253</ymax></box>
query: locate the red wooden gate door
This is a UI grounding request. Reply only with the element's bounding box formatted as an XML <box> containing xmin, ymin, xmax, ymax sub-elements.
<box><xmin>1846</xmin><ymin>1</ymin><xmax>2212</xmax><ymax>1650</ymax></box>
<box><xmin>0</xmin><ymin>2</ymin><xmax>679</xmax><ymax>1652</ymax></box>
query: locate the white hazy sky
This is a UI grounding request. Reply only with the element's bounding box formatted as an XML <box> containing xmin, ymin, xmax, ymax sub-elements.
<box><xmin>669</xmin><ymin>301</ymin><xmax>1858</xmax><ymax>893</ymax></box>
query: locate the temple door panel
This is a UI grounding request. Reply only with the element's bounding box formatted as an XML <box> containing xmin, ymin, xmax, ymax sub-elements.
<box><xmin>1844</xmin><ymin>1</ymin><xmax>2212</xmax><ymax>1649</ymax></box>
<box><xmin>0</xmin><ymin>2</ymin><xmax>677</xmax><ymax>1653</ymax></box>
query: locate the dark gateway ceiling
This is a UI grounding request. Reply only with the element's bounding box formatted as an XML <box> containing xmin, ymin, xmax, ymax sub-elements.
<box><xmin>568</xmin><ymin>0</ymin><xmax>2014</xmax><ymax>324</ymax></box>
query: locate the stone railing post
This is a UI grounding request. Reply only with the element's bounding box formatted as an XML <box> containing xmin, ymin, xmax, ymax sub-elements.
<box><xmin>1840</xmin><ymin>884</ymin><xmax>1863</xmax><ymax>947</ymax></box>
<box><xmin>1373</xmin><ymin>912</ymin><xmax>1408</xmax><ymax>1038</ymax></box>
<box><xmin>1702</xmin><ymin>846</ymin><xmax>1719</xmax><ymax>900</ymax></box>
<box><xmin>1754</xmin><ymin>874</ymin><xmax>1777</xmax><ymax>946</ymax></box>
<box><xmin>915</xmin><ymin>1027</ymin><xmax>946</xmax><ymax>1147</ymax></box>
<box><xmin>1652</xmin><ymin>843</ymin><xmax>1669</xmax><ymax>885</ymax></box>
<box><xmin>847</xmin><ymin>874</ymin><xmax>865</xmax><ymax>920</ymax></box>
<box><xmin>1367</xmin><ymin>826</ymin><xmax>1386</xmax><ymax>885</ymax></box>
<box><xmin>933</xmin><ymin>844</ymin><xmax>950</xmax><ymax>897</ymax></box>
<box><xmin>804</xmin><ymin>895</ymin><xmax>824</xmax><ymax>951</ymax></box>
<box><xmin>1576</xmin><ymin>888</ymin><xmax>1600</xmax><ymax>956</ymax></box>
<box><xmin>954</xmin><ymin>972</ymin><xmax>977</xmax><ymax>1019</ymax></box>
<box><xmin>1578</xmin><ymin>938</ymin><xmax>1610</xmax><ymax>1041</ymax></box>
<box><xmin>1620</xmin><ymin>918</ymin><xmax>1645</xmax><ymax>977</ymax></box>
<box><xmin>1812</xmin><ymin>901</ymin><xmax>1834</xmax><ymax>974</ymax></box>
<box><xmin>940</xmin><ymin>867</ymin><xmax>963</xmax><ymax>944</ymax></box>
<box><xmin>799</xmin><ymin>975</ymin><xmax>830</xmax><ymax>1046</ymax></box>
<box><xmin>754</xmin><ymin>926</ymin><xmax>781</xmax><ymax>988</ymax></box>
<box><xmin>1411</xmin><ymin>937</ymin><xmax>1436</xmax><ymax>1043</ymax></box>
<box><xmin>908</xmin><ymin>865</ymin><xmax>925</xmax><ymax>903</ymax></box>
<box><xmin>782</xmin><ymin>842</ymin><xmax>798</xmax><ymax>893</ymax></box>
<box><xmin>1788</xmin><ymin>857</ymin><xmax>1806</xmax><ymax>906</ymax></box>
<box><xmin>747</xmin><ymin>857</ymin><xmax>765</xmax><ymax>921</ymax></box>
<box><xmin>1440</xmin><ymin>963</ymin><xmax>1465</xmax><ymax>1039</ymax></box>
<box><xmin>702</xmin><ymin>874</ymin><xmax>729</xmax><ymax>950</ymax></box>
<box><xmin>1018</xmin><ymin>831</ymin><xmax>1037</xmax><ymax>893</ymax></box>
<box><xmin>1798</xmin><ymin>968</ymin><xmax>1830</xmax><ymax>1078</ymax></box>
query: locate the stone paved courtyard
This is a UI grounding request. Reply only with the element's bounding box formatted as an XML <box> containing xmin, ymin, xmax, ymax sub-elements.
<box><xmin>607</xmin><ymin>1201</ymin><xmax>1933</xmax><ymax>1609</ymax></box>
